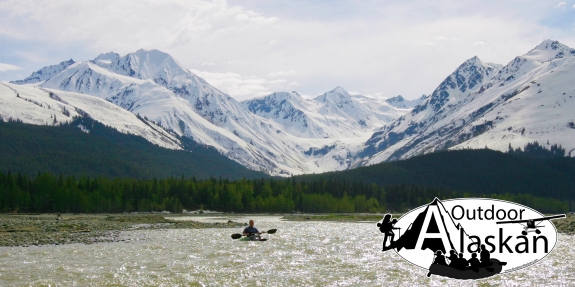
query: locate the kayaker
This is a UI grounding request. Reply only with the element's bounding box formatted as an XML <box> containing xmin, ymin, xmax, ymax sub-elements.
<box><xmin>243</xmin><ymin>220</ymin><xmax>260</xmax><ymax>237</ymax></box>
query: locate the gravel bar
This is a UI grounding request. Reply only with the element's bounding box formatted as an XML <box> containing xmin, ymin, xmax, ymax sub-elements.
<box><xmin>0</xmin><ymin>213</ymin><xmax>244</xmax><ymax>247</ymax></box>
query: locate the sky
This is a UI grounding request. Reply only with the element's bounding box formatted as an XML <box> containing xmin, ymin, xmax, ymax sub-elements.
<box><xmin>1</xmin><ymin>0</ymin><xmax>574</xmax><ymax>101</ymax></box>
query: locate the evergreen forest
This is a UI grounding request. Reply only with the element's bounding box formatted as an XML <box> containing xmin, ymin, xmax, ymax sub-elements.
<box><xmin>0</xmin><ymin>171</ymin><xmax>570</xmax><ymax>214</ymax></box>
<box><xmin>0</xmin><ymin>118</ymin><xmax>267</xmax><ymax>179</ymax></box>
<box><xmin>295</xmin><ymin>148</ymin><xmax>575</xmax><ymax>203</ymax></box>
<box><xmin>1</xmin><ymin>119</ymin><xmax>574</xmax><ymax>214</ymax></box>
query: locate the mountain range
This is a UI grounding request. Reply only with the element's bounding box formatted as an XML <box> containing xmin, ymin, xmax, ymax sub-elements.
<box><xmin>1</xmin><ymin>39</ymin><xmax>574</xmax><ymax>176</ymax></box>
<box><xmin>357</xmin><ymin>40</ymin><xmax>575</xmax><ymax>166</ymax></box>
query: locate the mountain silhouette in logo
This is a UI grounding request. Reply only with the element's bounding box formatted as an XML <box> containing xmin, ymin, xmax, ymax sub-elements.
<box><xmin>385</xmin><ymin>198</ymin><xmax>460</xmax><ymax>254</ymax></box>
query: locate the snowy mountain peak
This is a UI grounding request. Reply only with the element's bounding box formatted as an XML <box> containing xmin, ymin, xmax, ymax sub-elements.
<box><xmin>105</xmin><ymin>49</ymin><xmax>190</xmax><ymax>83</ymax></box>
<box><xmin>92</xmin><ymin>52</ymin><xmax>120</xmax><ymax>68</ymax></box>
<box><xmin>385</xmin><ymin>95</ymin><xmax>405</xmax><ymax>106</ymax></box>
<box><xmin>243</xmin><ymin>91</ymin><xmax>307</xmax><ymax>115</ymax></box>
<box><xmin>461</xmin><ymin>55</ymin><xmax>490</xmax><ymax>70</ymax></box>
<box><xmin>413</xmin><ymin>55</ymin><xmax>499</xmax><ymax>114</ymax></box>
<box><xmin>387</xmin><ymin>95</ymin><xmax>405</xmax><ymax>102</ymax></box>
<box><xmin>493</xmin><ymin>40</ymin><xmax>574</xmax><ymax>83</ymax></box>
<box><xmin>359</xmin><ymin>55</ymin><xmax>503</xmax><ymax>162</ymax></box>
<box><xmin>91</xmin><ymin>49</ymin><xmax>232</xmax><ymax>121</ymax></box>
<box><xmin>531</xmin><ymin>39</ymin><xmax>574</xmax><ymax>52</ymax></box>
<box><xmin>10</xmin><ymin>59</ymin><xmax>75</xmax><ymax>85</ymax></box>
<box><xmin>331</xmin><ymin>86</ymin><xmax>347</xmax><ymax>93</ymax></box>
<box><xmin>526</xmin><ymin>39</ymin><xmax>575</xmax><ymax>62</ymax></box>
<box><xmin>313</xmin><ymin>86</ymin><xmax>353</xmax><ymax>104</ymax></box>
<box><xmin>385</xmin><ymin>95</ymin><xmax>425</xmax><ymax>109</ymax></box>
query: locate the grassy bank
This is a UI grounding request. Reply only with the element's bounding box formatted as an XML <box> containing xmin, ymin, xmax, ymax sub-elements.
<box><xmin>2</xmin><ymin>213</ymin><xmax>573</xmax><ymax>248</ymax></box>
<box><xmin>0</xmin><ymin>213</ymin><xmax>243</xmax><ymax>247</ymax></box>
<box><xmin>552</xmin><ymin>214</ymin><xmax>575</xmax><ymax>235</ymax></box>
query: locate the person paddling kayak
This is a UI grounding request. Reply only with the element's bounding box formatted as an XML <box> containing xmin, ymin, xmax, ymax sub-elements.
<box><xmin>243</xmin><ymin>220</ymin><xmax>260</xmax><ymax>239</ymax></box>
<box><xmin>231</xmin><ymin>222</ymin><xmax>277</xmax><ymax>241</ymax></box>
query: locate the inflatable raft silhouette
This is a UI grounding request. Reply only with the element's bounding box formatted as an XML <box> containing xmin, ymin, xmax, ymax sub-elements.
<box><xmin>428</xmin><ymin>259</ymin><xmax>507</xmax><ymax>280</ymax></box>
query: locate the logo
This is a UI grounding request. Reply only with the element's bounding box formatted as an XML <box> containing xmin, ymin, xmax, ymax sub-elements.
<box><xmin>377</xmin><ymin>198</ymin><xmax>564</xmax><ymax>280</ymax></box>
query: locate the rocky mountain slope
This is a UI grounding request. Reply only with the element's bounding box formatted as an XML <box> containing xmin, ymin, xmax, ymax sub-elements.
<box><xmin>4</xmin><ymin>50</ymin><xmax>414</xmax><ymax>175</ymax></box>
<box><xmin>358</xmin><ymin>40</ymin><xmax>575</xmax><ymax>166</ymax></box>
<box><xmin>4</xmin><ymin>40</ymin><xmax>573</xmax><ymax>176</ymax></box>
<box><xmin>241</xmin><ymin>87</ymin><xmax>409</xmax><ymax>139</ymax></box>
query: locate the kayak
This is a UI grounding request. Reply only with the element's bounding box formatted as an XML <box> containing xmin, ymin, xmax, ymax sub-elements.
<box><xmin>231</xmin><ymin>229</ymin><xmax>276</xmax><ymax>240</ymax></box>
<box><xmin>239</xmin><ymin>236</ymin><xmax>268</xmax><ymax>241</ymax></box>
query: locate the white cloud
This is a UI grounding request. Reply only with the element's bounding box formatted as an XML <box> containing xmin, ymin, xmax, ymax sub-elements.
<box><xmin>267</xmin><ymin>70</ymin><xmax>296</xmax><ymax>77</ymax></box>
<box><xmin>573</xmin><ymin>3</ymin><xmax>575</xmax><ymax>8</ymax></box>
<box><xmin>0</xmin><ymin>63</ymin><xmax>22</xmax><ymax>72</ymax></box>
<box><xmin>414</xmin><ymin>41</ymin><xmax>436</xmax><ymax>46</ymax></box>
<box><xmin>1</xmin><ymin>1</ymin><xmax>575</xmax><ymax>100</ymax></box>
<box><xmin>191</xmin><ymin>69</ymin><xmax>294</xmax><ymax>100</ymax></box>
<box><xmin>554</xmin><ymin>2</ymin><xmax>566</xmax><ymax>8</ymax></box>
<box><xmin>0</xmin><ymin>0</ymin><xmax>279</xmax><ymax>54</ymax></box>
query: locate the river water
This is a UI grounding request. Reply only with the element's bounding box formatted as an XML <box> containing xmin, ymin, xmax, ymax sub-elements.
<box><xmin>0</xmin><ymin>215</ymin><xmax>573</xmax><ymax>286</ymax></box>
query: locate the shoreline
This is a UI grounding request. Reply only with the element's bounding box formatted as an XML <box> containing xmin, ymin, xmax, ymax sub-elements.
<box><xmin>2</xmin><ymin>213</ymin><xmax>574</xmax><ymax>247</ymax></box>
<box><xmin>0</xmin><ymin>213</ymin><xmax>244</xmax><ymax>247</ymax></box>
<box><xmin>282</xmin><ymin>213</ymin><xmax>575</xmax><ymax>234</ymax></box>
<box><xmin>281</xmin><ymin>213</ymin><xmax>391</xmax><ymax>222</ymax></box>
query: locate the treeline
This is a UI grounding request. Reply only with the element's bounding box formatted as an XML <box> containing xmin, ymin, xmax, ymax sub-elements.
<box><xmin>0</xmin><ymin>171</ymin><xmax>569</xmax><ymax>214</ymax></box>
<box><xmin>295</xmin><ymin>149</ymin><xmax>575</xmax><ymax>202</ymax></box>
<box><xmin>507</xmin><ymin>141</ymin><xmax>567</xmax><ymax>158</ymax></box>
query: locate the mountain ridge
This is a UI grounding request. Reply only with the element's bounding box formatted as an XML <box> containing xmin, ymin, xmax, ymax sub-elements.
<box><xmin>358</xmin><ymin>40</ymin><xmax>575</xmax><ymax>166</ymax></box>
<box><xmin>8</xmin><ymin>50</ymin><xmax>407</xmax><ymax>175</ymax></box>
<box><xmin>4</xmin><ymin>39</ymin><xmax>574</xmax><ymax>177</ymax></box>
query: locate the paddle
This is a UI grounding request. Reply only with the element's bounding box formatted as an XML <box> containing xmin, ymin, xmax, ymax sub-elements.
<box><xmin>231</xmin><ymin>229</ymin><xmax>277</xmax><ymax>239</ymax></box>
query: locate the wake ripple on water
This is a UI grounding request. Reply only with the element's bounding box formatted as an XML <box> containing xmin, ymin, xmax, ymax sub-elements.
<box><xmin>0</xmin><ymin>215</ymin><xmax>574</xmax><ymax>286</ymax></box>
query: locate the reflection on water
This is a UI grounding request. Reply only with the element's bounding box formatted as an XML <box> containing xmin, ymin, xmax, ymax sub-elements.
<box><xmin>1</xmin><ymin>215</ymin><xmax>574</xmax><ymax>286</ymax></box>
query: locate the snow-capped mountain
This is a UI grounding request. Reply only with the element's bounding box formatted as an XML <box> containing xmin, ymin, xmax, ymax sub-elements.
<box><xmin>353</xmin><ymin>95</ymin><xmax>414</xmax><ymax>122</ymax></box>
<box><xmin>10</xmin><ymin>49</ymin><xmax>407</xmax><ymax>175</ymax></box>
<box><xmin>10</xmin><ymin>59</ymin><xmax>75</xmax><ymax>85</ymax></box>
<box><xmin>312</xmin><ymin>87</ymin><xmax>386</xmax><ymax>129</ymax></box>
<box><xmin>358</xmin><ymin>40</ymin><xmax>575</xmax><ymax>165</ymax></box>
<box><xmin>242</xmin><ymin>87</ymin><xmax>408</xmax><ymax>138</ymax></box>
<box><xmin>34</xmin><ymin>50</ymin><xmax>313</xmax><ymax>175</ymax></box>
<box><xmin>0</xmin><ymin>82</ymin><xmax>181</xmax><ymax>150</ymax></box>
<box><xmin>6</xmin><ymin>40</ymin><xmax>573</xmax><ymax>176</ymax></box>
<box><xmin>242</xmin><ymin>91</ymin><xmax>328</xmax><ymax>138</ymax></box>
<box><xmin>385</xmin><ymin>95</ymin><xmax>427</xmax><ymax>109</ymax></box>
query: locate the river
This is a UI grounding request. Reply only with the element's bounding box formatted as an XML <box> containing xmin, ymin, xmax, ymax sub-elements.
<box><xmin>0</xmin><ymin>215</ymin><xmax>573</xmax><ymax>286</ymax></box>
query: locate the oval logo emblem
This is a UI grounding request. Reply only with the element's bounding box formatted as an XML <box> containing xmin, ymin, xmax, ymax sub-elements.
<box><xmin>377</xmin><ymin>198</ymin><xmax>564</xmax><ymax>280</ymax></box>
